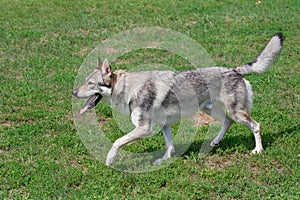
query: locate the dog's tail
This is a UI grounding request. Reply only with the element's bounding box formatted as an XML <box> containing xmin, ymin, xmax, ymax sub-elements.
<box><xmin>235</xmin><ymin>33</ymin><xmax>283</xmax><ymax>75</ymax></box>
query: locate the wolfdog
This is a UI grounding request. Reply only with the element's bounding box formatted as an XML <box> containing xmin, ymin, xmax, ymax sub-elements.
<box><xmin>73</xmin><ymin>33</ymin><xmax>283</xmax><ymax>166</ymax></box>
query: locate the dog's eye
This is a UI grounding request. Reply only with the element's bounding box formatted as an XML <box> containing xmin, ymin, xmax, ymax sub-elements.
<box><xmin>98</xmin><ymin>82</ymin><xmax>106</xmax><ymax>87</ymax></box>
<box><xmin>88</xmin><ymin>82</ymin><xmax>94</xmax><ymax>85</ymax></box>
<box><xmin>98</xmin><ymin>82</ymin><xmax>111</xmax><ymax>88</ymax></box>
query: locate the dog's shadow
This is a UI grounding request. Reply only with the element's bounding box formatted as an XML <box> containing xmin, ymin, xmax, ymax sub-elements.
<box><xmin>110</xmin><ymin>123</ymin><xmax>299</xmax><ymax>170</ymax></box>
<box><xmin>181</xmin><ymin>123</ymin><xmax>299</xmax><ymax>159</ymax></box>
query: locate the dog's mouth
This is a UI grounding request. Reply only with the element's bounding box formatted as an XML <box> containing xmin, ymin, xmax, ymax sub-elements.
<box><xmin>80</xmin><ymin>94</ymin><xmax>103</xmax><ymax>115</ymax></box>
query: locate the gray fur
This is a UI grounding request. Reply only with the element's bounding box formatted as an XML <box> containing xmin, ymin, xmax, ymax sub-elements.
<box><xmin>73</xmin><ymin>33</ymin><xmax>283</xmax><ymax>166</ymax></box>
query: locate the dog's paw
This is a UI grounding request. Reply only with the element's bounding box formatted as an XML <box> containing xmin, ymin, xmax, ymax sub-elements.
<box><xmin>251</xmin><ymin>147</ymin><xmax>263</xmax><ymax>154</ymax></box>
<box><xmin>154</xmin><ymin>156</ymin><xmax>172</xmax><ymax>165</ymax></box>
<box><xmin>210</xmin><ymin>140</ymin><xmax>221</xmax><ymax>147</ymax></box>
<box><xmin>154</xmin><ymin>158</ymin><xmax>164</xmax><ymax>165</ymax></box>
<box><xmin>106</xmin><ymin>146</ymin><xmax>118</xmax><ymax>166</ymax></box>
<box><xmin>154</xmin><ymin>147</ymin><xmax>175</xmax><ymax>165</ymax></box>
<box><xmin>106</xmin><ymin>156</ymin><xmax>116</xmax><ymax>167</ymax></box>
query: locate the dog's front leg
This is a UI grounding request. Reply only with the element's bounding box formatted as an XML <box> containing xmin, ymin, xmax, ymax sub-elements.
<box><xmin>155</xmin><ymin>126</ymin><xmax>175</xmax><ymax>164</ymax></box>
<box><xmin>106</xmin><ymin>122</ymin><xmax>153</xmax><ymax>166</ymax></box>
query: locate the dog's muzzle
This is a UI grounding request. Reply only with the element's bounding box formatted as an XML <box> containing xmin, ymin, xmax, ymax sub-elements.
<box><xmin>72</xmin><ymin>89</ymin><xmax>103</xmax><ymax>114</ymax></box>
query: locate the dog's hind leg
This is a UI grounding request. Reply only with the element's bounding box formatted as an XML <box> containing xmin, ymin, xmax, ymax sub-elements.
<box><xmin>229</xmin><ymin>109</ymin><xmax>263</xmax><ymax>154</ymax></box>
<box><xmin>249</xmin><ymin>120</ymin><xmax>263</xmax><ymax>154</ymax></box>
<box><xmin>210</xmin><ymin>115</ymin><xmax>233</xmax><ymax>146</ymax></box>
<box><xmin>154</xmin><ymin>126</ymin><xmax>175</xmax><ymax>164</ymax></box>
<box><xmin>203</xmin><ymin>102</ymin><xmax>234</xmax><ymax>147</ymax></box>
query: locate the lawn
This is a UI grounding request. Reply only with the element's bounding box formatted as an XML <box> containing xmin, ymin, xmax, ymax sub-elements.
<box><xmin>1</xmin><ymin>0</ymin><xmax>299</xmax><ymax>199</ymax></box>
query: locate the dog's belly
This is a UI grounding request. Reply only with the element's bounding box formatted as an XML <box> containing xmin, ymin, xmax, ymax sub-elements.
<box><xmin>152</xmin><ymin>103</ymin><xmax>203</xmax><ymax>126</ymax></box>
<box><xmin>152</xmin><ymin>106</ymin><xmax>181</xmax><ymax>125</ymax></box>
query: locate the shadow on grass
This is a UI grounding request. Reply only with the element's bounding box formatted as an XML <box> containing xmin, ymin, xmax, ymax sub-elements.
<box><xmin>262</xmin><ymin>123</ymin><xmax>300</xmax><ymax>147</ymax></box>
<box><xmin>100</xmin><ymin>123</ymin><xmax>299</xmax><ymax>173</ymax></box>
<box><xmin>96</xmin><ymin>118</ymin><xmax>299</xmax><ymax>171</ymax></box>
<box><xmin>182</xmin><ymin>123</ymin><xmax>300</xmax><ymax>158</ymax></box>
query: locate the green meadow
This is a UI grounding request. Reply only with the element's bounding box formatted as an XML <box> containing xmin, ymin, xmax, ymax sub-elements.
<box><xmin>1</xmin><ymin>0</ymin><xmax>299</xmax><ymax>199</ymax></box>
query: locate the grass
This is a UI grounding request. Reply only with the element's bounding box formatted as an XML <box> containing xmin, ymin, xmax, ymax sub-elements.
<box><xmin>1</xmin><ymin>0</ymin><xmax>299</xmax><ymax>199</ymax></box>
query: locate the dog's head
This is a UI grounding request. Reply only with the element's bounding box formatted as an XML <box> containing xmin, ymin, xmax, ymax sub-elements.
<box><xmin>72</xmin><ymin>58</ymin><xmax>112</xmax><ymax>114</ymax></box>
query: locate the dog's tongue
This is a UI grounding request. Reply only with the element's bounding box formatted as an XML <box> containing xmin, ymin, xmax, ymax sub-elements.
<box><xmin>80</xmin><ymin>106</ymin><xmax>89</xmax><ymax>115</ymax></box>
<box><xmin>80</xmin><ymin>95</ymin><xmax>95</xmax><ymax>115</ymax></box>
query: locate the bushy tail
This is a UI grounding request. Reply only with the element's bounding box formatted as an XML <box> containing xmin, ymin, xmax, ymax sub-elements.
<box><xmin>235</xmin><ymin>33</ymin><xmax>283</xmax><ymax>75</ymax></box>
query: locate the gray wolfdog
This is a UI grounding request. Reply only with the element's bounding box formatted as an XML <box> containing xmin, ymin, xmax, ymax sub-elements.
<box><xmin>73</xmin><ymin>33</ymin><xmax>283</xmax><ymax>166</ymax></box>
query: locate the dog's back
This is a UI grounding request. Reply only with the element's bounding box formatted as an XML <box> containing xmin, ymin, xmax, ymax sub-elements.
<box><xmin>73</xmin><ymin>33</ymin><xmax>283</xmax><ymax>166</ymax></box>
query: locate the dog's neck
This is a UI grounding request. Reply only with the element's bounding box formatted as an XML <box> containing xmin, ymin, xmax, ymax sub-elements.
<box><xmin>111</xmin><ymin>70</ymin><xmax>127</xmax><ymax>92</ymax></box>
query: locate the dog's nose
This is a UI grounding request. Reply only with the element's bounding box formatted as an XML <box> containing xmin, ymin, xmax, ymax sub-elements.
<box><xmin>72</xmin><ymin>89</ymin><xmax>78</xmax><ymax>96</ymax></box>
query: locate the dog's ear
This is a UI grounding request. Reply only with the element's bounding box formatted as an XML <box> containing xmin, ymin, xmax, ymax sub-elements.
<box><xmin>98</xmin><ymin>57</ymin><xmax>103</xmax><ymax>69</ymax></box>
<box><xmin>101</xmin><ymin>59</ymin><xmax>112</xmax><ymax>85</ymax></box>
<box><xmin>101</xmin><ymin>58</ymin><xmax>112</xmax><ymax>76</ymax></box>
